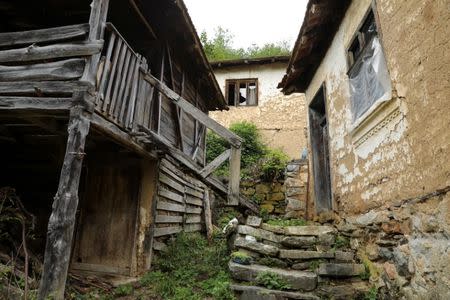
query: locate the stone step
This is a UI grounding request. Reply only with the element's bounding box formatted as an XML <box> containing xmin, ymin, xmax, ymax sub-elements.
<box><xmin>259</xmin><ymin>224</ymin><xmax>336</xmax><ymax>236</ymax></box>
<box><xmin>229</xmin><ymin>261</ymin><xmax>317</xmax><ymax>291</ymax></box>
<box><xmin>279</xmin><ymin>250</ymin><xmax>335</xmax><ymax>260</ymax></box>
<box><xmin>237</xmin><ymin>225</ymin><xmax>281</xmax><ymax>243</ymax></box>
<box><xmin>235</xmin><ymin>236</ymin><xmax>279</xmax><ymax>256</ymax></box>
<box><xmin>317</xmin><ymin>263</ymin><xmax>366</xmax><ymax>278</ymax></box>
<box><xmin>231</xmin><ymin>284</ymin><xmax>320</xmax><ymax>300</ymax></box>
<box><xmin>316</xmin><ymin>282</ymin><xmax>371</xmax><ymax>300</ymax></box>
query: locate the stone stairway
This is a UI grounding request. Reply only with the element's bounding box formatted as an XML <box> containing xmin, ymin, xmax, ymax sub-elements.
<box><xmin>228</xmin><ymin>216</ymin><xmax>370</xmax><ymax>299</ymax></box>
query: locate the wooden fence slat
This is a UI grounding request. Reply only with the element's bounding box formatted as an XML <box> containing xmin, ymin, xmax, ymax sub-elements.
<box><xmin>108</xmin><ymin>47</ymin><xmax>128</xmax><ymax>117</ymax></box>
<box><xmin>113</xmin><ymin>51</ymin><xmax>133</xmax><ymax>120</ymax></box>
<box><xmin>125</xmin><ymin>56</ymin><xmax>141</xmax><ymax>129</ymax></box>
<box><xmin>185</xmin><ymin>196</ymin><xmax>203</xmax><ymax>207</ymax></box>
<box><xmin>103</xmin><ymin>38</ymin><xmax>123</xmax><ymax>111</ymax></box>
<box><xmin>0</xmin><ymin>23</ymin><xmax>89</xmax><ymax>47</ymax></box>
<box><xmin>157</xmin><ymin>201</ymin><xmax>185</xmax><ymax>213</ymax></box>
<box><xmin>159</xmin><ymin>173</ymin><xmax>184</xmax><ymax>194</ymax></box>
<box><xmin>185</xmin><ymin>215</ymin><xmax>201</xmax><ymax>224</ymax></box>
<box><xmin>184</xmin><ymin>224</ymin><xmax>202</xmax><ymax>232</ymax></box>
<box><xmin>97</xmin><ymin>32</ymin><xmax>116</xmax><ymax>103</ymax></box>
<box><xmin>0</xmin><ymin>58</ymin><xmax>85</xmax><ymax>82</ymax></box>
<box><xmin>185</xmin><ymin>187</ymin><xmax>203</xmax><ymax>199</ymax></box>
<box><xmin>228</xmin><ymin>147</ymin><xmax>241</xmax><ymax>206</ymax></box>
<box><xmin>204</xmin><ymin>189</ymin><xmax>213</xmax><ymax>240</ymax></box>
<box><xmin>0</xmin><ymin>41</ymin><xmax>103</xmax><ymax>63</ymax></box>
<box><xmin>155</xmin><ymin>215</ymin><xmax>183</xmax><ymax>224</ymax></box>
<box><xmin>158</xmin><ymin>188</ymin><xmax>184</xmax><ymax>203</ymax></box>
<box><xmin>154</xmin><ymin>226</ymin><xmax>182</xmax><ymax>237</ymax></box>
<box><xmin>119</xmin><ymin>55</ymin><xmax>138</xmax><ymax>124</ymax></box>
<box><xmin>185</xmin><ymin>206</ymin><xmax>202</xmax><ymax>214</ymax></box>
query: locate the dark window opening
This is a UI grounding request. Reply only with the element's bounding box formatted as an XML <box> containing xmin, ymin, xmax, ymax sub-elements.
<box><xmin>225</xmin><ymin>79</ymin><xmax>258</xmax><ymax>107</ymax></box>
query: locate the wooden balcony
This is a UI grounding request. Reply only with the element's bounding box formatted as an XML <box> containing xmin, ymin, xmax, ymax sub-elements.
<box><xmin>0</xmin><ymin>22</ymin><xmax>247</xmax><ymax>206</ymax></box>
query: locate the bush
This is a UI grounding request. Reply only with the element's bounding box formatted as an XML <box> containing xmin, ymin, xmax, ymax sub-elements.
<box><xmin>256</xmin><ymin>271</ymin><xmax>291</xmax><ymax>290</ymax></box>
<box><xmin>206</xmin><ymin>122</ymin><xmax>289</xmax><ymax>180</ymax></box>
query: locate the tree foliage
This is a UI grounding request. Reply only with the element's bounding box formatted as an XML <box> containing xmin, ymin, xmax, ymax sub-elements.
<box><xmin>200</xmin><ymin>27</ymin><xmax>291</xmax><ymax>62</ymax></box>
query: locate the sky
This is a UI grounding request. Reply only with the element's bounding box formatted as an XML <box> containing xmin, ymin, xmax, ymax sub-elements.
<box><xmin>183</xmin><ymin>0</ymin><xmax>308</xmax><ymax>49</ymax></box>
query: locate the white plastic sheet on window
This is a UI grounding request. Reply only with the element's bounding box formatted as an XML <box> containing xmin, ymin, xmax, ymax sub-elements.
<box><xmin>349</xmin><ymin>37</ymin><xmax>392</xmax><ymax>121</ymax></box>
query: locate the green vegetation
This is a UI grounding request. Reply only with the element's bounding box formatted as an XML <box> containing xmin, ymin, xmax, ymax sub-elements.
<box><xmin>359</xmin><ymin>261</ymin><xmax>372</xmax><ymax>281</ymax></box>
<box><xmin>266</xmin><ymin>218</ymin><xmax>307</xmax><ymax>227</ymax></box>
<box><xmin>334</xmin><ymin>235</ymin><xmax>350</xmax><ymax>249</ymax></box>
<box><xmin>231</xmin><ymin>251</ymin><xmax>252</xmax><ymax>265</ymax></box>
<box><xmin>200</xmin><ymin>27</ymin><xmax>291</xmax><ymax>62</ymax></box>
<box><xmin>139</xmin><ymin>232</ymin><xmax>235</xmax><ymax>300</ymax></box>
<box><xmin>255</xmin><ymin>271</ymin><xmax>291</xmax><ymax>291</ymax></box>
<box><xmin>309</xmin><ymin>259</ymin><xmax>324</xmax><ymax>271</ymax></box>
<box><xmin>365</xmin><ymin>286</ymin><xmax>378</xmax><ymax>300</ymax></box>
<box><xmin>206</xmin><ymin>122</ymin><xmax>289</xmax><ymax>180</ymax></box>
<box><xmin>113</xmin><ymin>284</ymin><xmax>133</xmax><ymax>297</ymax></box>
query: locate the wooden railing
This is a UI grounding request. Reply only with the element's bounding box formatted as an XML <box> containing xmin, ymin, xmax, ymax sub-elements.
<box><xmin>94</xmin><ymin>23</ymin><xmax>242</xmax><ymax>205</ymax></box>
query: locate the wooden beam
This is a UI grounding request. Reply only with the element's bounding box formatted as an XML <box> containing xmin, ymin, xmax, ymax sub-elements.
<box><xmin>155</xmin><ymin>215</ymin><xmax>183</xmax><ymax>224</ymax></box>
<box><xmin>142</xmin><ymin>72</ymin><xmax>242</xmax><ymax>148</ymax></box>
<box><xmin>200</xmin><ymin>149</ymin><xmax>231</xmax><ymax>178</ymax></box>
<box><xmin>0</xmin><ymin>41</ymin><xmax>104</xmax><ymax>63</ymax></box>
<box><xmin>128</xmin><ymin>0</ymin><xmax>157</xmax><ymax>40</ymax></box>
<box><xmin>203</xmin><ymin>189</ymin><xmax>213</xmax><ymax>241</ymax></box>
<box><xmin>227</xmin><ymin>147</ymin><xmax>241</xmax><ymax>206</ymax></box>
<box><xmin>0</xmin><ymin>81</ymin><xmax>93</xmax><ymax>95</ymax></box>
<box><xmin>38</xmin><ymin>105</ymin><xmax>90</xmax><ymax>300</ymax></box>
<box><xmin>154</xmin><ymin>226</ymin><xmax>182</xmax><ymax>237</ymax></box>
<box><xmin>0</xmin><ymin>24</ymin><xmax>90</xmax><ymax>47</ymax></box>
<box><xmin>0</xmin><ymin>58</ymin><xmax>85</xmax><ymax>82</ymax></box>
<box><xmin>0</xmin><ymin>97</ymin><xmax>73</xmax><ymax>110</ymax></box>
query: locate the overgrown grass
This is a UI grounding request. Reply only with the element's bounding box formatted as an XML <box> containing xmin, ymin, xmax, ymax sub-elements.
<box><xmin>140</xmin><ymin>232</ymin><xmax>235</xmax><ymax>300</ymax></box>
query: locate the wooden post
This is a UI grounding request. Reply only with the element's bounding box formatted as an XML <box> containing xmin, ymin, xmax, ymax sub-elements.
<box><xmin>203</xmin><ymin>189</ymin><xmax>213</xmax><ymax>241</ymax></box>
<box><xmin>228</xmin><ymin>147</ymin><xmax>241</xmax><ymax>206</ymax></box>
<box><xmin>37</xmin><ymin>105</ymin><xmax>90</xmax><ymax>300</ymax></box>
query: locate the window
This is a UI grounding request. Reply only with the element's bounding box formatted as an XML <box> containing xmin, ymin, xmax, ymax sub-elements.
<box><xmin>347</xmin><ymin>9</ymin><xmax>392</xmax><ymax>122</ymax></box>
<box><xmin>225</xmin><ymin>79</ymin><xmax>258</xmax><ymax>106</ymax></box>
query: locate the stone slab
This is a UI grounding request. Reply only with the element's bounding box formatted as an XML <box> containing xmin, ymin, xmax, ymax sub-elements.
<box><xmin>261</xmin><ymin>223</ymin><xmax>285</xmax><ymax>234</ymax></box>
<box><xmin>231</xmin><ymin>284</ymin><xmax>320</xmax><ymax>300</ymax></box>
<box><xmin>317</xmin><ymin>263</ymin><xmax>365</xmax><ymax>277</ymax></box>
<box><xmin>246</xmin><ymin>216</ymin><xmax>263</xmax><ymax>227</ymax></box>
<box><xmin>281</xmin><ymin>236</ymin><xmax>317</xmax><ymax>248</ymax></box>
<box><xmin>235</xmin><ymin>236</ymin><xmax>279</xmax><ymax>256</ymax></box>
<box><xmin>334</xmin><ymin>251</ymin><xmax>355</xmax><ymax>262</ymax></box>
<box><xmin>237</xmin><ymin>225</ymin><xmax>281</xmax><ymax>243</ymax></box>
<box><xmin>284</xmin><ymin>226</ymin><xmax>336</xmax><ymax>236</ymax></box>
<box><xmin>229</xmin><ymin>261</ymin><xmax>317</xmax><ymax>291</ymax></box>
<box><xmin>279</xmin><ymin>250</ymin><xmax>335</xmax><ymax>260</ymax></box>
<box><xmin>316</xmin><ymin>282</ymin><xmax>370</xmax><ymax>300</ymax></box>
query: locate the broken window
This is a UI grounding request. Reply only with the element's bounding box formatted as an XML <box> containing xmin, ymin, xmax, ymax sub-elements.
<box><xmin>347</xmin><ymin>10</ymin><xmax>392</xmax><ymax>122</ymax></box>
<box><xmin>225</xmin><ymin>79</ymin><xmax>258</xmax><ymax>106</ymax></box>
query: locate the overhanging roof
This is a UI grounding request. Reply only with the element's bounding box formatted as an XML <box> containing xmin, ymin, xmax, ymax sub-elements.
<box><xmin>278</xmin><ymin>0</ymin><xmax>351</xmax><ymax>95</ymax></box>
<box><xmin>210</xmin><ymin>56</ymin><xmax>290</xmax><ymax>69</ymax></box>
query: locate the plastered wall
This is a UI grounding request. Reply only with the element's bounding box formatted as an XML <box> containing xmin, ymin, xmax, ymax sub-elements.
<box><xmin>210</xmin><ymin>63</ymin><xmax>307</xmax><ymax>159</ymax></box>
<box><xmin>305</xmin><ymin>0</ymin><xmax>450</xmax><ymax>216</ymax></box>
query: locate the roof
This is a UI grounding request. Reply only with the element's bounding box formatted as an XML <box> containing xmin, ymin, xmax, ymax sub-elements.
<box><xmin>210</xmin><ymin>56</ymin><xmax>290</xmax><ymax>69</ymax></box>
<box><xmin>278</xmin><ymin>0</ymin><xmax>351</xmax><ymax>95</ymax></box>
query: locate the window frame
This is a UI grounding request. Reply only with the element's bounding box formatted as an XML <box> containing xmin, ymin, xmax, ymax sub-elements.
<box><xmin>225</xmin><ymin>78</ymin><xmax>259</xmax><ymax>107</ymax></box>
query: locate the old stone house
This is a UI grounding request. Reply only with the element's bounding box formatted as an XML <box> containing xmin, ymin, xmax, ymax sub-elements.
<box><xmin>210</xmin><ymin>56</ymin><xmax>307</xmax><ymax>159</ymax></box>
<box><xmin>0</xmin><ymin>0</ymin><xmax>250</xmax><ymax>298</ymax></box>
<box><xmin>279</xmin><ymin>0</ymin><xmax>450</xmax><ymax>298</ymax></box>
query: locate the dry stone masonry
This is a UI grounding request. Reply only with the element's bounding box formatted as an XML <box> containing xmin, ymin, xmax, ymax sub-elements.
<box><xmin>228</xmin><ymin>216</ymin><xmax>370</xmax><ymax>299</ymax></box>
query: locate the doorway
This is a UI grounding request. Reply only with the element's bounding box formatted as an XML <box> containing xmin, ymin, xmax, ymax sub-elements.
<box><xmin>309</xmin><ymin>85</ymin><xmax>332</xmax><ymax>213</ymax></box>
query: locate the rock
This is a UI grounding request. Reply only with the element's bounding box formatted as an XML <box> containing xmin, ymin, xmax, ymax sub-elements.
<box><xmin>317</xmin><ymin>263</ymin><xmax>365</xmax><ymax>277</ymax></box>
<box><xmin>253</xmin><ymin>193</ymin><xmax>266</xmax><ymax>203</ymax></box>
<box><xmin>285</xmin><ymin>178</ymin><xmax>303</xmax><ymax>187</ymax></box>
<box><xmin>242</xmin><ymin>188</ymin><xmax>256</xmax><ymax>196</ymax></box>
<box><xmin>229</xmin><ymin>262</ymin><xmax>317</xmax><ymax>291</ymax></box>
<box><xmin>292</xmin><ymin>262</ymin><xmax>311</xmax><ymax>270</ymax></box>
<box><xmin>272</xmin><ymin>183</ymin><xmax>284</xmax><ymax>193</ymax></box>
<box><xmin>260</xmin><ymin>203</ymin><xmax>274</xmax><ymax>213</ymax></box>
<box><xmin>279</xmin><ymin>250</ymin><xmax>334</xmax><ymax>260</ymax></box>
<box><xmin>245</xmin><ymin>235</ymin><xmax>257</xmax><ymax>242</ymax></box>
<box><xmin>317</xmin><ymin>234</ymin><xmax>335</xmax><ymax>246</ymax></box>
<box><xmin>241</xmin><ymin>181</ymin><xmax>254</xmax><ymax>187</ymax></box>
<box><xmin>255</xmin><ymin>184</ymin><xmax>270</xmax><ymax>194</ymax></box>
<box><xmin>268</xmin><ymin>192</ymin><xmax>285</xmax><ymax>201</ymax></box>
<box><xmin>230</xmin><ymin>284</ymin><xmax>320</xmax><ymax>300</ymax></box>
<box><xmin>347</xmin><ymin>210</ymin><xmax>389</xmax><ymax>226</ymax></box>
<box><xmin>286</xmin><ymin>187</ymin><xmax>305</xmax><ymax>197</ymax></box>
<box><xmin>236</xmin><ymin>248</ymin><xmax>260</xmax><ymax>258</ymax></box>
<box><xmin>246</xmin><ymin>216</ymin><xmax>262</xmax><ymax>227</ymax></box>
<box><xmin>222</xmin><ymin>218</ymin><xmax>239</xmax><ymax>236</ymax></box>
<box><xmin>334</xmin><ymin>251</ymin><xmax>354</xmax><ymax>262</ymax></box>
<box><xmin>316</xmin><ymin>282</ymin><xmax>370</xmax><ymax>300</ymax></box>
<box><xmin>285</xmin><ymin>211</ymin><xmax>304</xmax><ymax>219</ymax></box>
<box><xmin>234</xmin><ymin>236</ymin><xmax>279</xmax><ymax>256</ymax></box>
<box><xmin>257</xmin><ymin>257</ymin><xmax>288</xmax><ymax>269</ymax></box>
<box><xmin>286</xmin><ymin>164</ymin><xmax>300</xmax><ymax>172</ymax></box>
<box><xmin>237</xmin><ymin>225</ymin><xmax>281</xmax><ymax>243</ymax></box>
<box><xmin>281</xmin><ymin>236</ymin><xmax>317</xmax><ymax>248</ymax></box>
<box><xmin>286</xmin><ymin>198</ymin><xmax>305</xmax><ymax>211</ymax></box>
<box><xmin>383</xmin><ymin>262</ymin><xmax>398</xmax><ymax>280</ymax></box>
<box><xmin>366</xmin><ymin>243</ymin><xmax>380</xmax><ymax>260</ymax></box>
<box><xmin>261</xmin><ymin>223</ymin><xmax>285</xmax><ymax>234</ymax></box>
<box><xmin>284</xmin><ymin>225</ymin><xmax>336</xmax><ymax>236</ymax></box>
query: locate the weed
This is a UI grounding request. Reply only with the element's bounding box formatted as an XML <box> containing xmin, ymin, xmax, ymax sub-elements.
<box><xmin>114</xmin><ymin>284</ymin><xmax>133</xmax><ymax>297</ymax></box>
<box><xmin>256</xmin><ymin>271</ymin><xmax>291</xmax><ymax>290</ymax></box>
<box><xmin>365</xmin><ymin>286</ymin><xmax>378</xmax><ymax>300</ymax></box>
<box><xmin>231</xmin><ymin>251</ymin><xmax>252</xmax><ymax>265</ymax></box>
<box><xmin>334</xmin><ymin>235</ymin><xmax>350</xmax><ymax>249</ymax></box>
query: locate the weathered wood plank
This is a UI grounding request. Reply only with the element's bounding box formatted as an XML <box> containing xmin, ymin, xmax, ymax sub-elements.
<box><xmin>97</xmin><ymin>32</ymin><xmax>116</xmax><ymax>102</ymax></box>
<box><xmin>0</xmin><ymin>81</ymin><xmax>93</xmax><ymax>95</ymax></box>
<box><xmin>103</xmin><ymin>38</ymin><xmax>123</xmax><ymax>111</ymax></box>
<box><xmin>71</xmin><ymin>262</ymin><xmax>128</xmax><ymax>276</ymax></box>
<box><xmin>157</xmin><ymin>201</ymin><xmax>185</xmax><ymax>213</ymax></box>
<box><xmin>154</xmin><ymin>226</ymin><xmax>182</xmax><ymax>237</ymax></box>
<box><xmin>125</xmin><ymin>56</ymin><xmax>141</xmax><ymax>129</ymax></box>
<box><xmin>0</xmin><ymin>97</ymin><xmax>73</xmax><ymax>110</ymax></box>
<box><xmin>228</xmin><ymin>147</ymin><xmax>241</xmax><ymax>206</ymax></box>
<box><xmin>118</xmin><ymin>55</ymin><xmax>138</xmax><ymax>123</ymax></box>
<box><xmin>185</xmin><ymin>196</ymin><xmax>203</xmax><ymax>207</ymax></box>
<box><xmin>155</xmin><ymin>215</ymin><xmax>183</xmax><ymax>224</ymax></box>
<box><xmin>0</xmin><ymin>24</ymin><xmax>89</xmax><ymax>47</ymax></box>
<box><xmin>112</xmin><ymin>50</ymin><xmax>132</xmax><ymax>119</ymax></box>
<box><xmin>185</xmin><ymin>215</ymin><xmax>202</xmax><ymax>224</ymax></box>
<box><xmin>0</xmin><ymin>41</ymin><xmax>103</xmax><ymax>63</ymax></box>
<box><xmin>184</xmin><ymin>224</ymin><xmax>202</xmax><ymax>232</ymax></box>
<box><xmin>108</xmin><ymin>46</ymin><xmax>128</xmax><ymax>117</ymax></box>
<box><xmin>159</xmin><ymin>173</ymin><xmax>184</xmax><ymax>194</ymax></box>
<box><xmin>158</xmin><ymin>188</ymin><xmax>183</xmax><ymax>203</ymax></box>
<box><xmin>204</xmin><ymin>189</ymin><xmax>213</xmax><ymax>241</ymax></box>
<box><xmin>200</xmin><ymin>149</ymin><xmax>231</xmax><ymax>178</ymax></box>
<box><xmin>142</xmin><ymin>72</ymin><xmax>242</xmax><ymax>148</ymax></box>
<box><xmin>160</xmin><ymin>164</ymin><xmax>187</xmax><ymax>186</ymax></box>
<box><xmin>185</xmin><ymin>206</ymin><xmax>202</xmax><ymax>214</ymax></box>
<box><xmin>0</xmin><ymin>58</ymin><xmax>85</xmax><ymax>82</ymax></box>
<box><xmin>185</xmin><ymin>187</ymin><xmax>203</xmax><ymax>199</ymax></box>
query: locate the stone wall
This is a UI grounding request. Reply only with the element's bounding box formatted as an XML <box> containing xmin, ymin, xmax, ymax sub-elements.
<box><xmin>240</xmin><ymin>160</ymin><xmax>309</xmax><ymax>218</ymax></box>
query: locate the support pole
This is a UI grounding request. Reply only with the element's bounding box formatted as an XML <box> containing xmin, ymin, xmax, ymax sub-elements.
<box><xmin>38</xmin><ymin>106</ymin><xmax>90</xmax><ymax>300</ymax></box>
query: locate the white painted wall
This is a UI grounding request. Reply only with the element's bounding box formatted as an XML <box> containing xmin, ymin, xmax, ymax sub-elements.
<box><xmin>213</xmin><ymin>62</ymin><xmax>288</xmax><ymax>105</ymax></box>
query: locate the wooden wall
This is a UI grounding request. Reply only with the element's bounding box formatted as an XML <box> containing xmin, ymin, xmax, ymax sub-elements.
<box><xmin>152</xmin><ymin>156</ymin><xmax>208</xmax><ymax>252</ymax></box>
